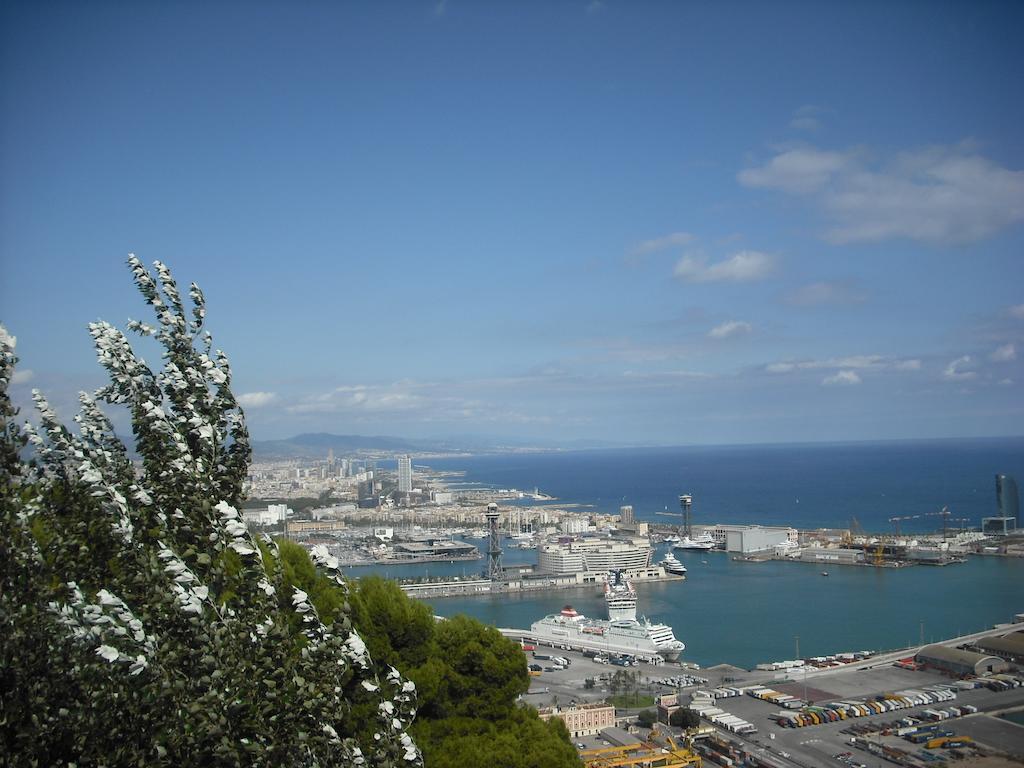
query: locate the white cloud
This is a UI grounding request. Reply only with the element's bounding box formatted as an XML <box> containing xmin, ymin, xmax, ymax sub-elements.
<box><xmin>1009</xmin><ymin>304</ymin><xmax>1024</xmax><ymax>319</ymax></box>
<box><xmin>786</xmin><ymin>280</ymin><xmax>866</xmax><ymax>306</ymax></box>
<box><xmin>822</xmin><ymin>370</ymin><xmax>861</xmax><ymax>386</ymax></box>
<box><xmin>629</xmin><ymin>231</ymin><xmax>694</xmax><ymax>258</ymax></box>
<box><xmin>11</xmin><ymin>369</ymin><xmax>34</xmax><ymax>385</ymax></box>
<box><xmin>708</xmin><ymin>320</ymin><xmax>752</xmax><ymax>339</ymax></box>
<box><xmin>674</xmin><ymin>250</ymin><xmax>774</xmax><ymax>283</ymax></box>
<box><xmin>739</xmin><ymin>143</ymin><xmax>1024</xmax><ymax>244</ymax></box>
<box><xmin>738</xmin><ymin>148</ymin><xmax>848</xmax><ymax>194</ymax></box>
<box><xmin>943</xmin><ymin>355</ymin><xmax>977</xmax><ymax>381</ymax></box>
<box><xmin>237</xmin><ymin>391</ymin><xmax>278</xmax><ymax>408</ymax></box>
<box><xmin>991</xmin><ymin>343</ymin><xmax>1016</xmax><ymax>362</ymax></box>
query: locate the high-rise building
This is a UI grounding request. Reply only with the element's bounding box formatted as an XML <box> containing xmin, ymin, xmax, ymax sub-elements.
<box><xmin>620</xmin><ymin>505</ymin><xmax>634</xmax><ymax>525</ymax></box>
<box><xmin>996</xmin><ymin>474</ymin><xmax>1020</xmax><ymax>525</ymax></box>
<box><xmin>398</xmin><ymin>454</ymin><xmax>412</xmax><ymax>493</ymax></box>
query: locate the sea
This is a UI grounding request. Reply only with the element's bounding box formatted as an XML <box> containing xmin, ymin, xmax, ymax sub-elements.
<box><xmin>359</xmin><ymin>437</ymin><xmax>1024</xmax><ymax>670</ymax></box>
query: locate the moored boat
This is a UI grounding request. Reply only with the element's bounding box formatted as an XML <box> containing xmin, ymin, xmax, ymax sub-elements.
<box><xmin>673</xmin><ymin>532</ymin><xmax>715</xmax><ymax>551</ymax></box>
<box><xmin>659</xmin><ymin>553</ymin><xmax>688</xmax><ymax>576</ymax></box>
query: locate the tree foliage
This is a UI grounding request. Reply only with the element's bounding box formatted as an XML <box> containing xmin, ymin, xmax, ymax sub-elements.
<box><xmin>282</xmin><ymin>549</ymin><xmax>582</xmax><ymax>767</ymax></box>
<box><xmin>668</xmin><ymin>708</ymin><xmax>701</xmax><ymax>729</ymax></box>
<box><xmin>0</xmin><ymin>258</ymin><xmax>420</xmax><ymax>766</ymax></box>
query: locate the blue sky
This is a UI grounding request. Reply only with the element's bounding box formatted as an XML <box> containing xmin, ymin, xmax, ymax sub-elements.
<box><xmin>2</xmin><ymin>1</ymin><xmax>1023</xmax><ymax>446</ymax></box>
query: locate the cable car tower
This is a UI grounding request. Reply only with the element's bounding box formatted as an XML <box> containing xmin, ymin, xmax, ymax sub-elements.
<box><xmin>485</xmin><ymin>502</ymin><xmax>504</xmax><ymax>581</ymax></box>
<box><xmin>679</xmin><ymin>494</ymin><xmax>693</xmax><ymax>539</ymax></box>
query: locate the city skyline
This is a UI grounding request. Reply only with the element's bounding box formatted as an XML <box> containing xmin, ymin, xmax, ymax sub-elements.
<box><xmin>2</xmin><ymin>2</ymin><xmax>1023</xmax><ymax>447</ymax></box>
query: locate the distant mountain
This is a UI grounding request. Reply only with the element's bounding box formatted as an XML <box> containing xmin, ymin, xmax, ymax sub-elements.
<box><xmin>251</xmin><ymin>432</ymin><xmax>431</xmax><ymax>460</ymax></box>
<box><xmin>250</xmin><ymin>431</ymin><xmax>643</xmax><ymax>460</ymax></box>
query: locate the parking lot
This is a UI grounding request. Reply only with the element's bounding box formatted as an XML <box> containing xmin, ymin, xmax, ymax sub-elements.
<box><xmin>521</xmin><ymin>643</ymin><xmax>1024</xmax><ymax>767</ymax></box>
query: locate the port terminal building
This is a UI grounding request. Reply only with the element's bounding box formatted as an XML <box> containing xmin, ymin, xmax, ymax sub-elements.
<box><xmin>537</xmin><ymin>536</ymin><xmax>652</xmax><ymax>574</ymax></box>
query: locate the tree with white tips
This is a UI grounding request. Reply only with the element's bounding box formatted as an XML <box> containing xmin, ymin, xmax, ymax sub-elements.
<box><xmin>0</xmin><ymin>257</ymin><xmax>420</xmax><ymax>766</ymax></box>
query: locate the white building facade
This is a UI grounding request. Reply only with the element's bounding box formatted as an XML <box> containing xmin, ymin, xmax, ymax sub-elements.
<box><xmin>397</xmin><ymin>455</ymin><xmax>412</xmax><ymax>493</ymax></box>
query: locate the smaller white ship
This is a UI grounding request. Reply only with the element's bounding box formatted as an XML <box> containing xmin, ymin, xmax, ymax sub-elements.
<box><xmin>659</xmin><ymin>553</ymin><xmax>687</xmax><ymax>576</ymax></box>
<box><xmin>604</xmin><ymin>571</ymin><xmax>638</xmax><ymax>621</ymax></box>
<box><xmin>663</xmin><ymin>534</ymin><xmax>681</xmax><ymax>544</ymax></box>
<box><xmin>674</xmin><ymin>532</ymin><xmax>715</xmax><ymax>551</ymax></box>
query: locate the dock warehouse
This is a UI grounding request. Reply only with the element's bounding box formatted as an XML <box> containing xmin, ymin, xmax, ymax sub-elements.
<box><xmin>720</xmin><ymin>525</ymin><xmax>792</xmax><ymax>554</ymax></box>
<box><xmin>971</xmin><ymin>630</ymin><xmax>1024</xmax><ymax>664</ymax></box>
<box><xmin>915</xmin><ymin>644</ymin><xmax>1009</xmax><ymax>676</ymax></box>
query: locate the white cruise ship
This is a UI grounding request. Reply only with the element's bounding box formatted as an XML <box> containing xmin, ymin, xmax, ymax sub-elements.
<box><xmin>603</xmin><ymin>571</ymin><xmax>637</xmax><ymax>621</ymax></box>
<box><xmin>673</xmin><ymin>532</ymin><xmax>715</xmax><ymax>551</ymax></box>
<box><xmin>529</xmin><ymin>606</ymin><xmax>685</xmax><ymax>662</ymax></box>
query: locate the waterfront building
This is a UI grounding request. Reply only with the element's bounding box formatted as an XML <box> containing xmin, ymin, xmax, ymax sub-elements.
<box><xmin>799</xmin><ymin>547</ymin><xmax>863</xmax><ymax>565</ymax></box>
<box><xmin>718</xmin><ymin>525</ymin><xmax>794</xmax><ymax>554</ymax></box>
<box><xmin>398</xmin><ymin>455</ymin><xmax>412</xmax><ymax>493</ymax></box>
<box><xmin>915</xmin><ymin>644</ymin><xmax>1009</xmax><ymax>676</ymax></box>
<box><xmin>997</xmin><ymin>474</ymin><xmax>1020</xmax><ymax>525</ymax></box>
<box><xmin>619</xmin><ymin>505</ymin><xmax>634</xmax><ymax>525</ymax></box>
<box><xmin>971</xmin><ymin>630</ymin><xmax>1024</xmax><ymax>664</ymax></box>
<box><xmin>538</xmin><ymin>703</ymin><xmax>615</xmax><ymax>738</ymax></box>
<box><xmin>704</xmin><ymin>524</ymin><xmax>797</xmax><ymax>551</ymax></box>
<box><xmin>537</xmin><ymin>536</ymin><xmax>652</xmax><ymax>575</ymax></box>
<box><xmin>392</xmin><ymin>539</ymin><xmax>478</xmax><ymax>559</ymax></box>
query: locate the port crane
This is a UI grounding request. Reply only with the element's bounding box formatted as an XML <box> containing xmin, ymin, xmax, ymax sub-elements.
<box><xmin>888</xmin><ymin>514</ymin><xmax>920</xmax><ymax>537</ymax></box>
<box><xmin>923</xmin><ymin>506</ymin><xmax>951</xmax><ymax>539</ymax></box>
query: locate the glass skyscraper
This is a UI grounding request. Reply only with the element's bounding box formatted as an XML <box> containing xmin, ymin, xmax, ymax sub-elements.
<box><xmin>996</xmin><ymin>474</ymin><xmax>1020</xmax><ymax>524</ymax></box>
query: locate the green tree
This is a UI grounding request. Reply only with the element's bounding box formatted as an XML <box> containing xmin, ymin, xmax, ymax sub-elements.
<box><xmin>637</xmin><ymin>709</ymin><xmax>657</xmax><ymax>728</ymax></box>
<box><xmin>280</xmin><ymin>541</ymin><xmax>581</xmax><ymax>766</ymax></box>
<box><xmin>348</xmin><ymin>575</ymin><xmax>436</xmax><ymax>670</ymax></box>
<box><xmin>668</xmin><ymin>708</ymin><xmax>701</xmax><ymax>729</ymax></box>
<box><xmin>413</xmin><ymin>708</ymin><xmax>579</xmax><ymax>768</ymax></box>
<box><xmin>0</xmin><ymin>258</ymin><xmax>420</xmax><ymax>766</ymax></box>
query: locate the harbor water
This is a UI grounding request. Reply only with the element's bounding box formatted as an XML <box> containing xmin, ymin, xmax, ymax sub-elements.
<box><xmin>413</xmin><ymin>546</ymin><xmax>1023</xmax><ymax>670</ymax></box>
<box><xmin>364</xmin><ymin>438</ymin><xmax>1024</xmax><ymax>669</ymax></box>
